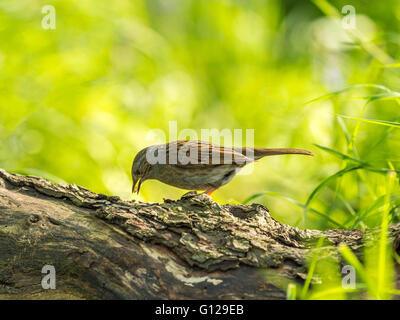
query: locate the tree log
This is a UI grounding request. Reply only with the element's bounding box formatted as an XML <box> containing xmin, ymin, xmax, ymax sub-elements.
<box><xmin>0</xmin><ymin>168</ymin><xmax>399</xmax><ymax>299</ymax></box>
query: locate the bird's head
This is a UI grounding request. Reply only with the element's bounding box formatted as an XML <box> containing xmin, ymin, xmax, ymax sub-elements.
<box><xmin>131</xmin><ymin>148</ymin><xmax>152</xmax><ymax>194</ymax></box>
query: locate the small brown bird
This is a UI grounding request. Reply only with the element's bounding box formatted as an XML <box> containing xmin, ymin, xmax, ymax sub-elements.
<box><xmin>131</xmin><ymin>140</ymin><xmax>313</xmax><ymax>195</ymax></box>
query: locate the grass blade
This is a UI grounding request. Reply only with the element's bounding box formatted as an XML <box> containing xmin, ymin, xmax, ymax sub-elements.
<box><xmin>301</xmin><ymin>237</ymin><xmax>325</xmax><ymax>299</ymax></box>
<box><xmin>304</xmin><ymin>84</ymin><xmax>392</xmax><ymax>105</ymax></box>
<box><xmin>245</xmin><ymin>191</ymin><xmax>345</xmax><ymax>228</ymax></box>
<box><xmin>338</xmin><ymin>244</ymin><xmax>371</xmax><ymax>289</ymax></box>
<box><xmin>340</xmin><ymin>115</ymin><xmax>400</xmax><ymax>129</ymax></box>
<box><xmin>302</xmin><ymin>166</ymin><xmax>363</xmax><ymax>223</ymax></box>
<box><xmin>313</xmin><ymin>144</ymin><xmax>368</xmax><ymax>165</ymax></box>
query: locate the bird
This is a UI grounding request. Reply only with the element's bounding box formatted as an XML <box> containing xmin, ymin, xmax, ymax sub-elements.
<box><xmin>131</xmin><ymin>140</ymin><xmax>313</xmax><ymax>196</ymax></box>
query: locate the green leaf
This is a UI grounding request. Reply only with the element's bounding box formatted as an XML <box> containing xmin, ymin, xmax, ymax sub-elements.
<box><xmin>301</xmin><ymin>237</ymin><xmax>325</xmax><ymax>299</ymax></box>
<box><xmin>313</xmin><ymin>144</ymin><xmax>368</xmax><ymax>165</ymax></box>
<box><xmin>339</xmin><ymin>115</ymin><xmax>400</xmax><ymax>129</ymax></box>
<box><xmin>302</xmin><ymin>166</ymin><xmax>364</xmax><ymax>222</ymax></box>
<box><xmin>286</xmin><ymin>283</ymin><xmax>297</xmax><ymax>300</ymax></box>
<box><xmin>338</xmin><ymin>244</ymin><xmax>370</xmax><ymax>286</ymax></box>
<box><xmin>337</xmin><ymin>116</ymin><xmax>352</xmax><ymax>144</ymax></box>
<box><xmin>382</xmin><ymin>62</ymin><xmax>400</xmax><ymax>68</ymax></box>
<box><xmin>350</xmin><ymin>195</ymin><xmax>387</xmax><ymax>228</ymax></box>
<box><xmin>304</xmin><ymin>84</ymin><xmax>393</xmax><ymax>105</ymax></box>
<box><xmin>366</xmin><ymin>92</ymin><xmax>400</xmax><ymax>102</ymax></box>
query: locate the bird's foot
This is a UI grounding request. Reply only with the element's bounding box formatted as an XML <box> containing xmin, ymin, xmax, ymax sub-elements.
<box><xmin>203</xmin><ymin>188</ymin><xmax>216</xmax><ymax>196</ymax></box>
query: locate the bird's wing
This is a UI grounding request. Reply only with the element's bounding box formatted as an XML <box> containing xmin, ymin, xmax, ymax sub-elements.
<box><xmin>166</xmin><ymin>140</ymin><xmax>251</xmax><ymax>168</ymax></box>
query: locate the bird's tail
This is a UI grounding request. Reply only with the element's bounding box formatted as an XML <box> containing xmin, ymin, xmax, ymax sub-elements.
<box><xmin>239</xmin><ymin>147</ymin><xmax>314</xmax><ymax>160</ymax></box>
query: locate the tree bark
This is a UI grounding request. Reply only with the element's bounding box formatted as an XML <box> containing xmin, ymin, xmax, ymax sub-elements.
<box><xmin>0</xmin><ymin>168</ymin><xmax>399</xmax><ymax>299</ymax></box>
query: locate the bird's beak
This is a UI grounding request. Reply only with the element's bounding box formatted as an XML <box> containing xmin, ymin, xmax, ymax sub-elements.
<box><xmin>132</xmin><ymin>178</ymin><xmax>143</xmax><ymax>194</ymax></box>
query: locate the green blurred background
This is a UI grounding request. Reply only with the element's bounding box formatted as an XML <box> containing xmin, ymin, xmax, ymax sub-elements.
<box><xmin>1</xmin><ymin>0</ymin><xmax>399</xmax><ymax>230</ymax></box>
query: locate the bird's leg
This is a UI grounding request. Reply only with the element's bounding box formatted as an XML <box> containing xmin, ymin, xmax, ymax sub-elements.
<box><xmin>203</xmin><ymin>188</ymin><xmax>222</xmax><ymax>208</ymax></box>
<box><xmin>203</xmin><ymin>188</ymin><xmax>216</xmax><ymax>196</ymax></box>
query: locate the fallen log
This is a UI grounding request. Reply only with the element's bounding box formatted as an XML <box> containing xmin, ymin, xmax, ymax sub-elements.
<box><xmin>0</xmin><ymin>168</ymin><xmax>398</xmax><ymax>299</ymax></box>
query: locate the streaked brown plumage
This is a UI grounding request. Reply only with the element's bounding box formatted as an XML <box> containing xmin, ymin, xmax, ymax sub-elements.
<box><xmin>131</xmin><ymin>140</ymin><xmax>313</xmax><ymax>195</ymax></box>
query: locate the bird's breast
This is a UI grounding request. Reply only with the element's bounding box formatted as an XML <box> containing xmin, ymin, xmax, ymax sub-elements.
<box><xmin>150</xmin><ymin>164</ymin><xmax>240</xmax><ymax>190</ymax></box>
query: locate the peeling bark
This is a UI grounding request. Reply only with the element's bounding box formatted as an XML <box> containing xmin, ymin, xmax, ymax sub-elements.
<box><xmin>0</xmin><ymin>168</ymin><xmax>399</xmax><ymax>299</ymax></box>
